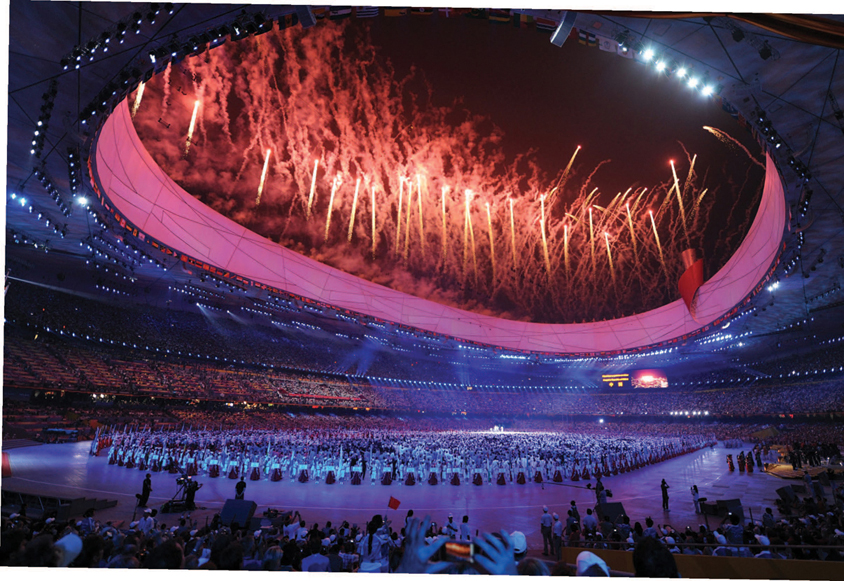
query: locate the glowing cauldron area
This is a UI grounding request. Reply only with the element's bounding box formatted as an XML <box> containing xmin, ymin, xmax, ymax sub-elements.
<box><xmin>132</xmin><ymin>18</ymin><xmax>764</xmax><ymax>324</ymax></box>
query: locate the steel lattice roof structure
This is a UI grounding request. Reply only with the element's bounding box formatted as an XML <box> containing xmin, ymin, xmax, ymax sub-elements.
<box><xmin>5</xmin><ymin>3</ymin><xmax>844</xmax><ymax>374</ymax></box>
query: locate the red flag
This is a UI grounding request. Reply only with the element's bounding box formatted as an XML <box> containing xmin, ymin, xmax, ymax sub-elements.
<box><xmin>388</xmin><ymin>496</ymin><xmax>401</xmax><ymax>510</ymax></box>
<box><xmin>678</xmin><ymin>249</ymin><xmax>704</xmax><ymax>318</ymax></box>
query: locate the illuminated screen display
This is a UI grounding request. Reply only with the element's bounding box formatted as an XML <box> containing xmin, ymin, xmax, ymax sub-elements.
<box><xmin>601</xmin><ymin>373</ymin><xmax>629</xmax><ymax>388</ymax></box>
<box><xmin>631</xmin><ymin>369</ymin><xmax>669</xmax><ymax>389</ymax></box>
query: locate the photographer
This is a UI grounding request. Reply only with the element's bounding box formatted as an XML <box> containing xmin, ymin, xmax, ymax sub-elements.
<box><xmin>184</xmin><ymin>477</ymin><xmax>202</xmax><ymax>511</ymax></box>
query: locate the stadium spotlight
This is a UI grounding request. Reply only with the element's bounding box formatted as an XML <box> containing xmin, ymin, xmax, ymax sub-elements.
<box><xmin>676</xmin><ymin>67</ymin><xmax>687</xmax><ymax>78</ymax></box>
<box><xmin>76</xmin><ymin>196</ymin><xmax>88</xmax><ymax>206</ymax></box>
<box><xmin>655</xmin><ymin>61</ymin><xmax>666</xmax><ymax>72</ymax></box>
<box><xmin>687</xmin><ymin>77</ymin><xmax>699</xmax><ymax>88</ymax></box>
<box><xmin>701</xmin><ymin>85</ymin><xmax>714</xmax><ymax>96</ymax></box>
<box><xmin>642</xmin><ymin>48</ymin><xmax>655</xmax><ymax>61</ymax></box>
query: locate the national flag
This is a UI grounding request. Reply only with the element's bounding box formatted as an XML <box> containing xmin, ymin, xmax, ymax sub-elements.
<box><xmin>466</xmin><ymin>8</ymin><xmax>487</xmax><ymax>19</ymax></box>
<box><xmin>388</xmin><ymin>496</ymin><xmax>401</xmax><ymax>510</ymax></box>
<box><xmin>411</xmin><ymin>8</ymin><xmax>434</xmax><ymax>16</ymax></box>
<box><xmin>354</xmin><ymin>7</ymin><xmax>379</xmax><ymax>18</ymax></box>
<box><xmin>512</xmin><ymin>12</ymin><xmax>533</xmax><ymax>29</ymax></box>
<box><xmin>598</xmin><ymin>36</ymin><xmax>617</xmax><ymax>53</ymax></box>
<box><xmin>277</xmin><ymin>13</ymin><xmax>299</xmax><ymax>29</ymax></box>
<box><xmin>678</xmin><ymin>249</ymin><xmax>704</xmax><ymax>317</ymax></box>
<box><xmin>312</xmin><ymin>7</ymin><xmax>329</xmax><ymax>20</ymax></box>
<box><xmin>384</xmin><ymin>8</ymin><xmax>408</xmax><ymax>17</ymax></box>
<box><xmin>488</xmin><ymin>9</ymin><xmax>511</xmax><ymax>23</ymax></box>
<box><xmin>329</xmin><ymin>6</ymin><xmax>352</xmax><ymax>20</ymax></box>
<box><xmin>578</xmin><ymin>29</ymin><xmax>597</xmax><ymax>45</ymax></box>
<box><xmin>535</xmin><ymin>17</ymin><xmax>559</xmax><ymax>33</ymax></box>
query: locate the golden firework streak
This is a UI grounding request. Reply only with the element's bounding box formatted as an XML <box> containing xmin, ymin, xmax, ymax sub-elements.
<box><xmin>395</xmin><ymin>177</ymin><xmax>404</xmax><ymax>252</ymax></box>
<box><xmin>255</xmin><ymin>148</ymin><xmax>271</xmax><ymax>206</ymax></box>
<box><xmin>551</xmin><ymin>145</ymin><xmax>581</xmax><ymax>203</ymax></box>
<box><xmin>588</xmin><ymin>206</ymin><xmax>595</xmax><ymax>277</ymax></box>
<box><xmin>604</xmin><ymin>232</ymin><xmax>616</xmax><ymax>286</ymax></box>
<box><xmin>184</xmin><ymin>100</ymin><xmax>200</xmax><ymax>156</ymax></box>
<box><xmin>649</xmin><ymin>209</ymin><xmax>667</xmax><ymax>275</ymax></box>
<box><xmin>563</xmin><ymin>223</ymin><xmax>570</xmax><ymax>276</ymax></box>
<box><xmin>683</xmin><ymin>154</ymin><xmax>697</xmax><ymax>200</ymax></box>
<box><xmin>540</xmin><ymin>194</ymin><xmax>551</xmax><ymax>278</ymax></box>
<box><xmin>463</xmin><ymin>191</ymin><xmax>470</xmax><ymax>275</ymax></box>
<box><xmin>403</xmin><ymin>181</ymin><xmax>413</xmax><ymax>259</ymax></box>
<box><xmin>441</xmin><ymin>186</ymin><xmax>448</xmax><ymax>260</ymax></box>
<box><xmin>324</xmin><ymin>175</ymin><xmax>341</xmax><ymax>242</ymax></box>
<box><xmin>670</xmin><ymin>160</ymin><xmax>688</xmax><ymax>242</ymax></box>
<box><xmin>306</xmin><ymin>159</ymin><xmax>319</xmax><ymax>220</ymax></box>
<box><xmin>416</xmin><ymin>175</ymin><xmax>425</xmax><ymax>257</ymax></box>
<box><xmin>347</xmin><ymin>177</ymin><xmax>361</xmax><ymax>242</ymax></box>
<box><xmin>486</xmin><ymin>202</ymin><xmax>496</xmax><ymax>282</ymax></box>
<box><xmin>371</xmin><ymin>185</ymin><xmax>377</xmax><ymax>257</ymax></box>
<box><xmin>626</xmin><ymin>203</ymin><xmax>638</xmax><ymax>266</ymax></box>
<box><xmin>703</xmin><ymin>126</ymin><xmax>766</xmax><ymax>169</ymax></box>
<box><xmin>509</xmin><ymin>198</ymin><xmax>517</xmax><ymax>269</ymax></box>
<box><xmin>132</xmin><ymin>82</ymin><xmax>145</xmax><ymax>118</ymax></box>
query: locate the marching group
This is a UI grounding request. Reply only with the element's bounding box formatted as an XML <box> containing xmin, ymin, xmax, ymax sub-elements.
<box><xmin>98</xmin><ymin>424</ymin><xmax>714</xmax><ymax>487</ymax></box>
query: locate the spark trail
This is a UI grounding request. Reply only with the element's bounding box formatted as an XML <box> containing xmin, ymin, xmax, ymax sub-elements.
<box><xmin>306</xmin><ymin>160</ymin><xmax>319</xmax><ymax>220</ymax></box>
<box><xmin>703</xmin><ymin>126</ymin><xmax>765</xmax><ymax>169</ymax></box>
<box><xmin>184</xmin><ymin>100</ymin><xmax>200</xmax><ymax>156</ymax></box>
<box><xmin>325</xmin><ymin>175</ymin><xmax>341</xmax><ymax>242</ymax></box>
<box><xmin>132</xmin><ymin>82</ymin><xmax>145</xmax><ymax>118</ymax></box>
<box><xmin>486</xmin><ymin>202</ymin><xmax>496</xmax><ymax>282</ymax></box>
<box><xmin>509</xmin><ymin>198</ymin><xmax>517</xmax><ymax>270</ymax></box>
<box><xmin>255</xmin><ymin>148</ymin><xmax>271</xmax><ymax>206</ymax></box>
<box><xmin>347</xmin><ymin>177</ymin><xmax>361</xmax><ymax>242</ymax></box>
<box><xmin>441</xmin><ymin>186</ymin><xmax>449</xmax><ymax>260</ymax></box>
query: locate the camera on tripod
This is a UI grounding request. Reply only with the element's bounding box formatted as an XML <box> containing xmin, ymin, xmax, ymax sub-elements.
<box><xmin>162</xmin><ymin>473</ymin><xmax>195</xmax><ymax>513</ymax></box>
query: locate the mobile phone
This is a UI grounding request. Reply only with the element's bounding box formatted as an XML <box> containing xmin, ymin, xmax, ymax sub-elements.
<box><xmin>443</xmin><ymin>540</ymin><xmax>474</xmax><ymax>563</ymax></box>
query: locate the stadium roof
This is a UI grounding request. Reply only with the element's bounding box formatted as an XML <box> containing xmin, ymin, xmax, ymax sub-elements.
<box><xmin>5</xmin><ymin>3</ymin><xmax>844</xmax><ymax>368</ymax></box>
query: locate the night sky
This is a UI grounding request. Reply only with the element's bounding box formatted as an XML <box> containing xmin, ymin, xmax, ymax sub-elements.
<box><xmin>363</xmin><ymin>15</ymin><xmax>756</xmax><ymax>196</ymax></box>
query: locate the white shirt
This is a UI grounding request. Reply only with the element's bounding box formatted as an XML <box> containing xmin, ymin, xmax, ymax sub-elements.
<box><xmin>459</xmin><ymin>523</ymin><xmax>471</xmax><ymax>540</ymax></box>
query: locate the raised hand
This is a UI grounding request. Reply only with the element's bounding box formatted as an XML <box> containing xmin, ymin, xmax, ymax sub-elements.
<box><xmin>473</xmin><ymin>530</ymin><xmax>518</xmax><ymax>575</ymax></box>
<box><xmin>396</xmin><ymin>516</ymin><xmax>449</xmax><ymax>574</ymax></box>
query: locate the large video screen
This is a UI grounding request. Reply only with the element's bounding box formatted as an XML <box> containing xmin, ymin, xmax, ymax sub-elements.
<box><xmin>631</xmin><ymin>369</ymin><xmax>669</xmax><ymax>389</ymax></box>
<box><xmin>600</xmin><ymin>373</ymin><xmax>629</xmax><ymax>388</ymax></box>
<box><xmin>601</xmin><ymin>369</ymin><xmax>669</xmax><ymax>388</ymax></box>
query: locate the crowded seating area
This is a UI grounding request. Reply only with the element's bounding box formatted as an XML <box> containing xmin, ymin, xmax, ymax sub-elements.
<box><xmin>2</xmin><ymin>484</ymin><xmax>843</xmax><ymax>572</ymax></box>
<box><xmin>5</xmin><ymin>322</ymin><xmax>844</xmax><ymax>419</ymax></box>
<box><xmin>8</xmin><ymin>284</ymin><xmax>844</xmax><ymax>393</ymax></box>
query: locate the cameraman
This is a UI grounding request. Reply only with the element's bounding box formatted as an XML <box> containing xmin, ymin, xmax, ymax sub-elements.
<box><xmin>184</xmin><ymin>476</ymin><xmax>202</xmax><ymax>510</ymax></box>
